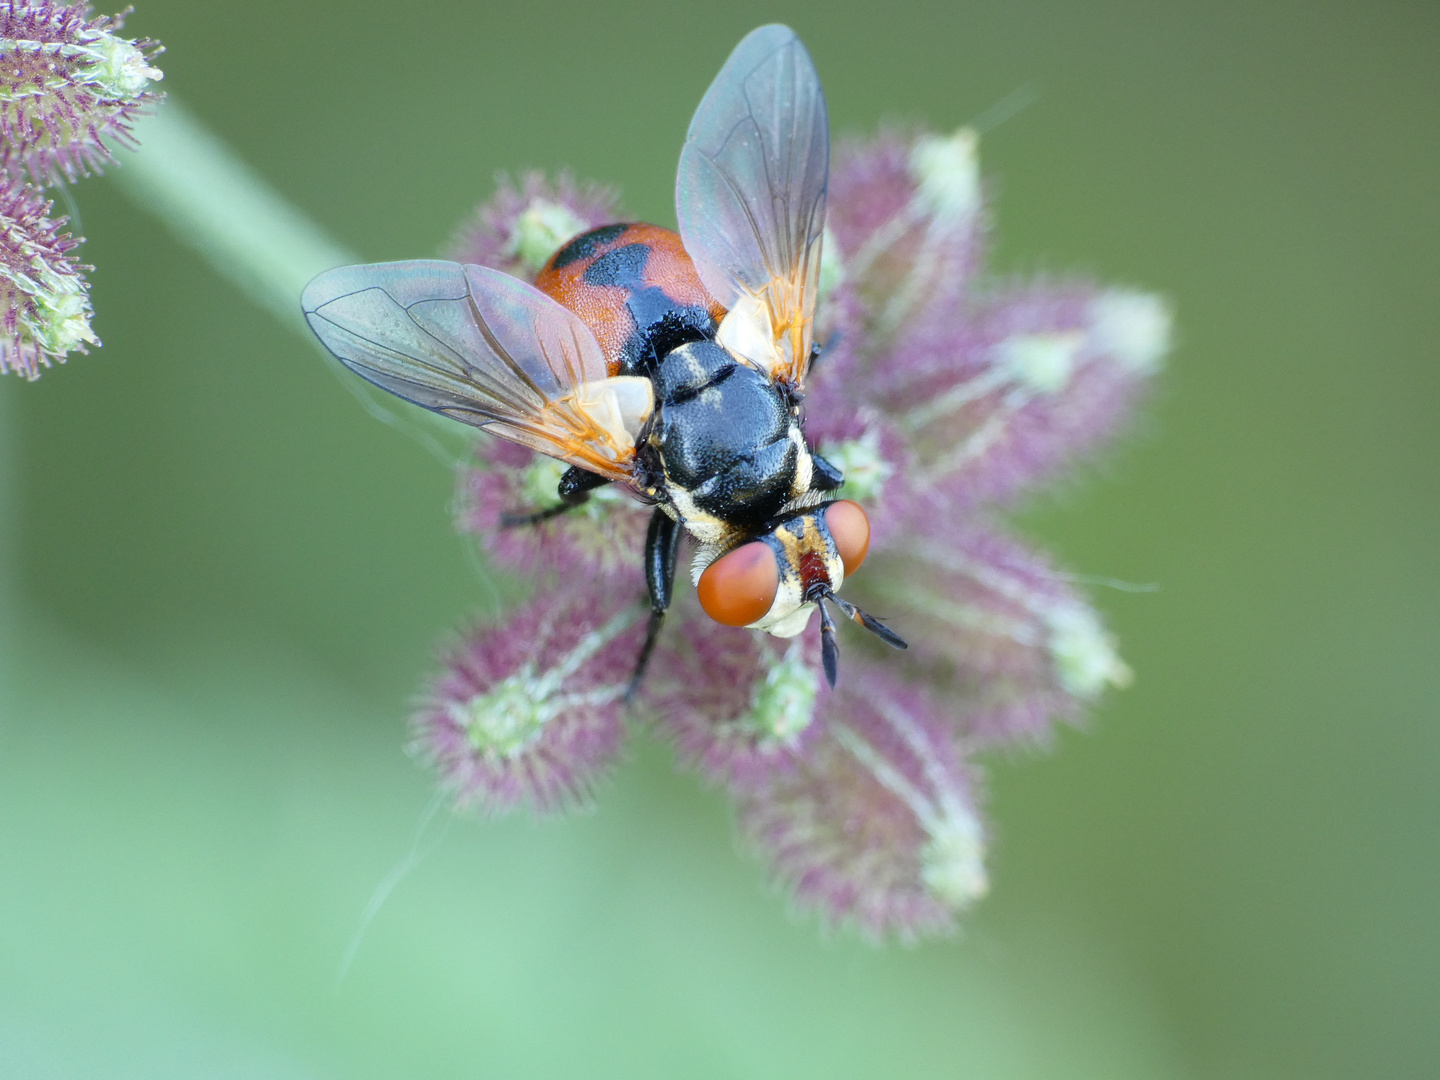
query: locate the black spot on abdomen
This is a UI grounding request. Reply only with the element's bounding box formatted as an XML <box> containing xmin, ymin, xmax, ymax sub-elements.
<box><xmin>584</xmin><ymin>246</ymin><xmax>718</xmax><ymax>375</ymax></box>
<box><xmin>583</xmin><ymin>242</ymin><xmax>650</xmax><ymax>288</ymax></box>
<box><xmin>549</xmin><ymin>223</ymin><xmax>629</xmax><ymax>270</ymax></box>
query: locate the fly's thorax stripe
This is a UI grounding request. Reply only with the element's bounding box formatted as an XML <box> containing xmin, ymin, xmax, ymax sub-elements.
<box><xmin>788</xmin><ymin>426</ymin><xmax>813</xmax><ymax>497</ymax></box>
<box><xmin>747</xmin><ymin>530</ymin><xmax>807</xmax><ymax>634</ymax></box>
<box><xmin>668</xmin><ymin>483</ymin><xmax>731</xmax><ymax>546</ymax></box>
<box><xmin>743</xmin><ymin>509</ymin><xmax>847</xmax><ymax>635</ymax></box>
<box><xmin>770</xmin><ymin>512</ymin><xmax>844</xmax><ymax>595</ymax></box>
<box><xmin>763</xmin><ymin>529</ymin><xmax>802</xmax><ymax>592</ymax></box>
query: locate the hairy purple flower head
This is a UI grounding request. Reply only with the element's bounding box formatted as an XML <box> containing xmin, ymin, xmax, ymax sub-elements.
<box><xmin>448</xmin><ymin>170</ymin><xmax>621</xmax><ymax>283</ymax></box>
<box><xmin>457</xmin><ymin>437</ymin><xmax>650</xmax><ymax>579</ymax></box>
<box><xmin>850</xmin><ymin>506</ymin><xmax>1131</xmax><ymax>747</ymax></box>
<box><xmin>738</xmin><ymin>666</ymin><xmax>987</xmax><ymax>941</ymax></box>
<box><xmin>0</xmin><ymin>171</ymin><xmax>91</xmax><ymax>378</ymax></box>
<box><xmin>412</xmin><ymin>126</ymin><xmax>1168</xmax><ymax>939</ymax></box>
<box><xmin>644</xmin><ymin>608</ymin><xmax>825</xmax><ymax>791</ymax></box>
<box><xmin>0</xmin><ymin>1</ymin><xmax>163</xmax><ymax>184</ymax></box>
<box><xmin>411</xmin><ymin>573</ymin><xmax>647</xmax><ymax>815</ymax></box>
<box><xmin>0</xmin><ymin>2</ymin><xmax>163</xmax><ymax>379</ymax></box>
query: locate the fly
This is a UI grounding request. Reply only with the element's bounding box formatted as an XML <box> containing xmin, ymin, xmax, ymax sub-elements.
<box><xmin>301</xmin><ymin>24</ymin><xmax>907</xmax><ymax>694</ymax></box>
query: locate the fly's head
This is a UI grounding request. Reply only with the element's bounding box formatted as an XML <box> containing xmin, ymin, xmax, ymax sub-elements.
<box><xmin>694</xmin><ymin>500</ymin><xmax>906</xmax><ymax>686</ymax></box>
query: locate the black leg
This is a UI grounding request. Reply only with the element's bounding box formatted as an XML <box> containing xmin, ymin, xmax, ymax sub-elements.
<box><xmin>500</xmin><ymin>502</ymin><xmax>582</xmax><ymax>527</ymax></box>
<box><xmin>500</xmin><ymin>465</ymin><xmax>611</xmax><ymax>527</ymax></box>
<box><xmin>811</xmin><ymin>452</ymin><xmax>845</xmax><ymax>492</ymax></box>
<box><xmin>558</xmin><ymin>466</ymin><xmax>611</xmax><ymax>502</ymax></box>
<box><xmin>625</xmin><ymin>507</ymin><xmax>681</xmax><ymax>701</ymax></box>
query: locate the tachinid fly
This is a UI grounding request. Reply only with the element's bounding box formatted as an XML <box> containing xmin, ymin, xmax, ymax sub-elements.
<box><xmin>301</xmin><ymin>24</ymin><xmax>906</xmax><ymax>692</ymax></box>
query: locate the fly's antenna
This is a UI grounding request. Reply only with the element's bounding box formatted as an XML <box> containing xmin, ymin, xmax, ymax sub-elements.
<box><xmin>817</xmin><ymin>597</ymin><xmax>840</xmax><ymax>688</ymax></box>
<box><xmin>814</xmin><ymin>589</ymin><xmax>909</xmax><ymax>688</ymax></box>
<box><xmin>826</xmin><ymin>591</ymin><xmax>908</xmax><ymax>652</ymax></box>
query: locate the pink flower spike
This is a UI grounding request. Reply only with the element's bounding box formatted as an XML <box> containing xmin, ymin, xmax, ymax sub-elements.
<box><xmin>645</xmin><ymin>610</ymin><xmax>824</xmax><ymax>791</ymax></box>
<box><xmin>816</xmin><ymin>126</ymin><xmax>1169</xmax><ymax>515</ymax></box>
<box><xmin>411</xmin><ymin>574</ymin><xmax>648</xmax><ymax>815</ymax></box>
<box><xmin>448</xmin><ymin>171</ymin><xmax>623</xmax><ymax>282</ymax></box>
<box><xmin>457</xmin><ymin>438</ymin><xmax>651</xmax><ymax>578</ymax></box>
<box><xmin>0</xmin><ymin>1</ymin><xmax>164</xmax><ymax>185</ymax></box>
<box><xmin>823</xmin><ymin>128</ymin><xmax>987</xmax><ymax>382</ymax></box>
<box><xmin>882</xmin><ymin>279</ymin><xmax>1169</xmax><ymax>511</ymax></box>
<box><xmin>738</xmin><ymin>666</ymin><xmax>987</xmax><ymax>942</ymax></box>
<box><xmin>0</xmin><ymin>173</ymin><xmax>94</xmax><ymax>379</ymax></box>
<box><xmin>851</xmin><ymin>510</ymin><xmax>1130</xmax><ymax>747</ymax></box>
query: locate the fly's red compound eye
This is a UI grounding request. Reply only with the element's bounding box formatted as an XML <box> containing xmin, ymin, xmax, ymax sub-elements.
<box><xmin>824</xmin><ymin>500</ymin><xmax>871</xmax><ymax>576</ymax></box>
<box><xmin>697</xmin><ymin>541</ymin><xmax>780</xmax><ymax>627</ymax></box>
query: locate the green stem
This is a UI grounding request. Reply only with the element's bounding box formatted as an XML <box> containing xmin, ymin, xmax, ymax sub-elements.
<box><xmin>109</xmin><ymin>100</ymin><xmax>468</xmax><ymax>463</ymax></box>
<box><xmin>109</xmin><ymin>99</ymin><xmax>356</xmax><ymax>334</ymax></box>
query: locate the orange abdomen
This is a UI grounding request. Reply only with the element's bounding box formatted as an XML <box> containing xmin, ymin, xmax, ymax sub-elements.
<box><xmin>534</xmin><ymin>223</ymin><xmax>727</xmax><ymax>377</ymax></box>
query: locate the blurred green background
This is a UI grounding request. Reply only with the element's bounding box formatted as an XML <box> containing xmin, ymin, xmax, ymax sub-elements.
<box><xmin>2</xmin><ymin>0</ymin><xmax>1437</xmax><ymax>1076</ymax></box>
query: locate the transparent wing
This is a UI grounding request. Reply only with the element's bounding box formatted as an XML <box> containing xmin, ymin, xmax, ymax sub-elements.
<box><xmin>676</xmin><ymin>24</ymin><xmax>828</xmax><ymax>387</ymax></box>
<box><xmin>301</xmin><ymin>261</ymin><xmax>645</xmax><ymax>482</ymax></box>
